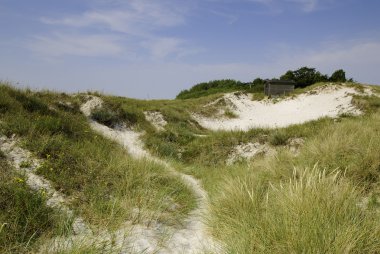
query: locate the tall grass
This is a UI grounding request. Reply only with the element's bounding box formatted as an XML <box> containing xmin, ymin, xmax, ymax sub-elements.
<box><xmin>0</xmin><ymin>83</ymin><xmax>196</xmax><ymax>252</ymax></box>
<box><xmin>2</xmin><ymin>81</ymin><xmax>379</xmax><ymax>252</ymax></box>
<box><xmin>211</xmin><ymin>107</ymin><xmax>380</xmax><ymax>252</ymax></box>
<box><xmin>0</xmin><ymin>151</ymin><xmax>65</xmax><ymax>253</ymax></box>
<box><xmin>212</xmin><ymin>166</ymin><xmax>380</xmax><ymax>253</ymax></box>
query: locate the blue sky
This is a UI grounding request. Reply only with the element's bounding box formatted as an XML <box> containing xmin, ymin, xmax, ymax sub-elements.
<box><xmin>1</xmin><ymin>0</ymin><xmax>380</xmax><ymax>99</ymax></box>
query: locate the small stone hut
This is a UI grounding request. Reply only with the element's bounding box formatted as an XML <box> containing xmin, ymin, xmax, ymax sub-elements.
<box><xmin>264</xmin><ymin>79</ymin><xmax>295</xmax><ymax>96</ymax></box>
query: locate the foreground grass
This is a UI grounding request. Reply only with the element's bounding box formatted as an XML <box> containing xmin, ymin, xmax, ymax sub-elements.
<box><xmin>2</xmin><ymin>80</ymin><xmax>379</xmax><ymax>252</ymax></box>
<box><xmin>211</xmin><ymin>107</ymin><xmax>380</xmax><ymax>253</ymax></box>
<box><xmin>0</xmin><ymin>83</ymin><xmax>196</xmax><ymax>251</ymax></box>
<box><xmin>0</xmin><ymin>150</ymin><xmax>69</xmax><ymax>253</ymax></box>
<box><xmin>92</xmin><ymin>83</ymin><xmax>380</xmax><ymax>253</ymax></box>
<box><xmin>213</xmin><ymin>167</ymin><xmax>380</xmax><ymax>253</ymax></box>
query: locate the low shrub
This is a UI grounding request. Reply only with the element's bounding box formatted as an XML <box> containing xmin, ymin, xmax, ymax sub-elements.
<box><xmin>269</xmin><ymin>130</ymin><xmax>289</xmax><ymax>146</ymax></box>
<box><xmin>91</xmin><ymin>103</ymin><xmax>138</xmax><ymax>128</ymax></box>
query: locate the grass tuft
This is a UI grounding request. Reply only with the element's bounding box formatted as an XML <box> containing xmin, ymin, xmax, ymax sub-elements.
<box><xmin>212</xmin><ymin>166</ymin><xmax>380</xmax><ymax>253</ymax></box>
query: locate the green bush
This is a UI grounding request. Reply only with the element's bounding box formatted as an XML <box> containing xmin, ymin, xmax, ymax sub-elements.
<box><xmin>176</xmin><ymin>79</ymin><xmax>249</xmax><ymax>99</ymax></box>
<box><xmin>91</xmin><ymin>107</ymin><xmax>120</xmax><ymax>127</ymax></box>
<box><xmin>329</xmin><ymin>69</ymin><xmax>347</xmax><ymax>82</ymax></box>
<box><xmin>91</xmin><ymin>103</ymin><xmax>138</xmax><ymax>128</ymax></box>
<box><xmin>280</xmin><ymin>67</ymin><xmax>329</xmax><ymax>88</ymax></box>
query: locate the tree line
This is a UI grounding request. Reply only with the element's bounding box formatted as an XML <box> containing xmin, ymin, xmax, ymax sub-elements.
<box><xmin>176</xmin><ymin>67</ymin><xmax>352</xmax><ymax>99</ymax></box>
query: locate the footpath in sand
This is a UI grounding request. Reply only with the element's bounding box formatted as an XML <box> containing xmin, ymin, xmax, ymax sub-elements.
<box><xmin>81</xmin><ymin>96</ymin><xmax>222</xmax><ymax>254</ymax></box>
<box><xmin>194</xmin><ymin>84</ymin><xmax>367</xmax><ymax>131</ymax></box>
<box><xmin>0</xmin><ymin>136</ymin><xmax>91</xmax><ymax>236</ymax></box>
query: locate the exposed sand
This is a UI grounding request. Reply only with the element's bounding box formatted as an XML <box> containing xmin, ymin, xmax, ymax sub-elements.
<box><xmin>194</xmin><ymin>85</ymin><xmax>363</xmax><ymax>131</ymax></box>
<box><xmin>79</xmin><ymin>96</ymin><xmax>222</xmax><ymax>254</ymax></box>
<box><xmin>226</xmin><ymin>142</ymin><xmax>274</xmax><ymax>165</ymax></box>
<box><xmin>144</xmin><ymin>111</ymin><xmax>168</xmax><ymax>131</ymax></box>
<box><xmin>0</xmin><ymin>136</ymin><xmax>91</xmax><ymax>236</ymax></box>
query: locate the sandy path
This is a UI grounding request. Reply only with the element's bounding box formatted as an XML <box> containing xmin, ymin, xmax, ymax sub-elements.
<box><xmin>0</xmin><ymin>136</ymin><xmax>91</xmax><ymax>236</ymax></box>
<box><xmin>80</xmin><ymin>96</ymin><xmax>222</xmax><ymax>254</ymax></box>
<box><xmin>194</xmin><ymin>85</ymin><xmax>362</xmax><ymax>131</ymax></box>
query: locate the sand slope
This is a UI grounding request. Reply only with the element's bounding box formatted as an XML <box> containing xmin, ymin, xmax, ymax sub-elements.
<box><xmin>194</xmin><ymin>85</ymin><xmax>363</xmax><ymax>131</ymax></box>
<box><xmin>80</xmin><ymin>96</ymin><xmax>222</xmax><ymax>254</ymax></box>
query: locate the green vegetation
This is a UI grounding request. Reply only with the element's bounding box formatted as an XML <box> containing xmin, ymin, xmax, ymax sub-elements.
<box><xmin>330</xmin><ymin>69</ymin><xmax>347</xmax><ymax>82</ymax></box>
<box><xmin>103</xmin><ymin>82</ymin><xmax>380</xmax><ymax>253</ymax></box>
<box><xmin>213</xmin><ymin>167</ymin><xmax>380</xmax><ymax>253</ymax></box>
<box><xmin>0</xmin><ymin>83</ymin><xmax>196</xmax><ymax>251</ymax></box>
<box><xmin>210</xmin><ymin>95</ymin><xmax>380</xmax><ymax>253</ymax></box>
<box><xmin>280</xmin><ymin>67</ymin><xmax>353</xmax><ymax>88</ymax></box>
<box><xmin>280</xmin><ymin>66</ymin><xmax>329</xmax><ymax>87</ymax></box>
<box><xmin>0</xmin><ymin>151</ymin><xmax>62</xmax><ymax>253</ymax></box>
<box><xmin>176</xmin><ymin>79</ymin><xmax>263</xmax><ymax>99</ymax></box>
<box><xmin>90</xmin><ymin>100</ymin><xmax>139</xmax><ymax>128</ymax></box>
<box><xmin>1</xmin><ymin>80</ymin><xmax>379</xmax><ymax>253</ymax></box>
<box><xmin>176</xmin><ymin>67</ymin><xmax>353</xmax><ymax>100</ymax></box>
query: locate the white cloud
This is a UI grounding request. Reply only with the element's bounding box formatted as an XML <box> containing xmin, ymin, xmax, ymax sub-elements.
<box><xmin>286</xmin><ymin>0</ymin><xmax>318</xmax><ymax>12</ymax></box>
<box><xmin>264</xmin><ymin>39</ymin><xmax>380</xmax><ymax>83</ymax></box>
<box><xmin>209</xmin><ymin>10</ymin><xmax>239</xmax><ymax>24</ymax></box>
<box><xmin>5</xmin><ymin>39</ymin><xmax>380</xmax><ymax>100</ymax></box>
<box><xmin>142</xmin><ymin>38</ymin><xmax>184</xmax><ymax>59</ymax></box>
<box><xmin>41</xmin><ymin>0</ymin><xmax>186</xmax><ymax>34</ymax></box>
<box><xmin>246</xmin><ymin>0</ymin><xmax>332</xmax><ymax>12</ymax></box>
<box><xmin>29</xmin><ymin>33</ymin><xmax>123</xmax><ymax>57</ymax></box>
<box><xmin>141</xmin><ymin>37</ymin><xmax>202</xmax><ymax>59</ymax></box>
<box><xmin>35</xmin><ymin>0</ymin><xmax>193</xmax><ymax>59</ymax></box>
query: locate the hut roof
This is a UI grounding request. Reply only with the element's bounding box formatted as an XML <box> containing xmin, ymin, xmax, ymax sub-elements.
<box><xmin>265</xmin><ymin>79</ymin><xmax>295</xmax><ymax>85</ymax></box>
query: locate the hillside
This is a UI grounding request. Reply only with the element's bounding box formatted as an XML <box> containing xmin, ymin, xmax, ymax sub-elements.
<box><xmin>1</xmin><ymin>81</ymin><xmax>380</xmax><ymax>253</ymax></box>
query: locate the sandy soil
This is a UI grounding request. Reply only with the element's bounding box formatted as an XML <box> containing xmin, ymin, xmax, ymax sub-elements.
<box><xmin>79</xmin><ymin>96</ymin><xmax>222</xmax><ymax>254</ymax></box>
<box><xmin>144</xmin><ymin>111</ymin><xmax>167</xmax><ymax>131</ymax></box>
<box><xmin>226</xmin><ymin>142</ymin><xmax>274</xmax><ymax>165</ymax></box>
<box><xmin>0</xmin><ymin>136</ymin><xmax>91</xmax><ymax>236</ymax></box>
<box><xmin>193</xmin><ymin>85</ymin><xmax>363</xmax><ymax>131</ymax></box>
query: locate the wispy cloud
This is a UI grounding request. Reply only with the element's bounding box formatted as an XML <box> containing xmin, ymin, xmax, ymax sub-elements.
<box><xmin>29</xmin><ymin>33</ymin><xmax>123</xmax><ymax>57</ymax></box>
<box><xmin>33</xmin><ymin>0</ymin><xmax>195</xmax><ymax>59</ymax></box>
<box><xmin>142</xmin><ymin>37</ymin><xmax>203</xmax><ymax>59</ymax></box>
<box><xmin>287</xmin><ymin>0</ymin><xmax>318</xmax><ymax>12</ymax></box>
<box><xmin>142</xmin><ymin>38</ymin><xmax>185</xmax><ymax>59</ymax></box>
<box><xmin>209</xmin><ymin>10</ymin><xmax>239</xmax><ymax>24</ymax></box>
<box><xmin>247</xmin><ymin>0</ymin><xmax>332</xmax><ymax>12</ymax></box>
<box><xmin>41</xmin><ymin>0</ymin><xmax>186</xmax><ymax>34</ymax></box>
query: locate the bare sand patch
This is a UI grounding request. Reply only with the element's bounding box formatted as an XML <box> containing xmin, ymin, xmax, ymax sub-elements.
<box><xmin>144</xmin><ymin>111</ymin><xmax>167</xmax><ymax>131</ymax></box>
<box><xmin>79</xmin><ymin>97</ymin><xmax>223</xmax><ymax>254</ymax></box>
<box><xmin>226</xmin><ymin>142</ymin><xmax>274</xmax><ymax>165</ymax></box>
<box><xmin>0</xmin><ymin>136</ymin><xmax>91</xmax><ymax>236</ymax></box>
<box><xmin>193</xmin><ymin>85</ymin><xmax>362</xmax><ymax>131</ymax></box>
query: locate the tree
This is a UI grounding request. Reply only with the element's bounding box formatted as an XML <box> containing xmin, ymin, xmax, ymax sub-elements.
<box><xmin>280</xmin><ymin>70</ymin><xmax>295</xmax><ymax>81</ymax></box>
<box><xmin>280</xmin><ymin>67</ymin><xmax>329</xmax><ymax>88</ymax></box>
<box><xmin>293</xmin><ymin>67</ymin><xmax>318</xmax><ymax>87</ymax></box>
<box><xmin>252</xmin><ymin>78</ymin><xmax>264</xmax><ymax>85</ymax></box>
<box><xmin>329</xmin><ymin>69</ymin><xmax>346</xmax><ymax>82</ymax></box>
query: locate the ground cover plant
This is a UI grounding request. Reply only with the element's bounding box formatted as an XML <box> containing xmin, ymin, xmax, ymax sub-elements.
<box><xmin>209</xmin><ymin>93</ymin><xmax>380</xmax><ymax>253</ymax></box>
<box><xmin>1</xmin><ymin>80</ymin><xmax>379</xmax><ymax>253</ymax></box>
<box><xmin>103</xmin><ymin>82</ymin><xmax>380</xmax><ymax>253</ymax></box>
<box><xmin>0</xmin><ymin>149</ymin><xmax>65</xmax><ymax>253</ymax></box>
<box><xmin>0</xmin><ymin>83</ymin><xmax>196</xmax><ymax>252</ymax></box>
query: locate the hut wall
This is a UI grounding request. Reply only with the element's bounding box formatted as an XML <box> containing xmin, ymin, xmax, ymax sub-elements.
<box><xmin>265</xmin><ymin>84</ymin><xmax>294</xmax><ymax>96</ymax></box>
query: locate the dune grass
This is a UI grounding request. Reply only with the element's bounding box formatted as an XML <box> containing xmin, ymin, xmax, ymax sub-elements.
<box><xmin>0</xmin><ymin>83</ymin><xmax>196</xmax><ymax>251</ymax></box>
<box><xmin>1</xmin><ymin>80</ymin><xmax>379</xmax><ymax>253</ymax></box>
<box><xmin>210</xmin><ymin>105</ymin><xmax>380</xmax><ymax>253</ymax></box>
<box><xmin>212</xmin><ymin>166</ymin><xmax>380</xmax><ymax>253</ymax></box>
<box><xmin>0</xmin><ymin>149</ymin><xmax>69</xmax><ymax>253</ymax></box>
